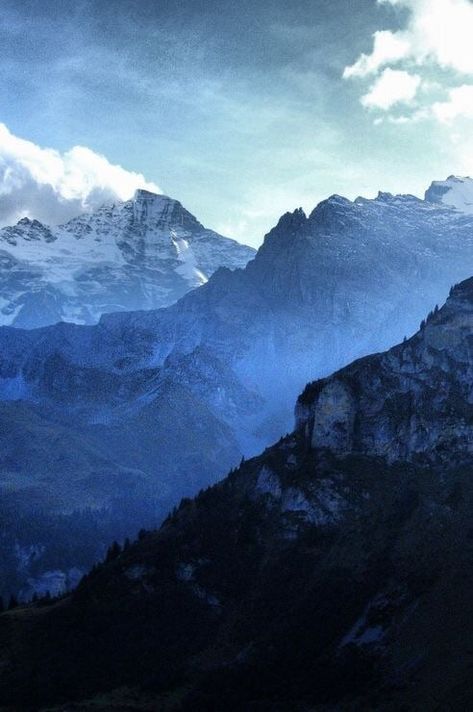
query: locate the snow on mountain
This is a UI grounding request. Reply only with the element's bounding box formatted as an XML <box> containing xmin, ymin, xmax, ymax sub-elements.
<box><xmin>0</xmin><ymin>189</ymin><xmax>255</xmax><ymax>328</ymax></box>
<box><xmin>425</xmin><ymin>175</ymin><xmax>473</xmax><ymax>213</ymax></box>
<box><xmin>4</xmin><ymin>176</ymin><xmax>473</xmax><ymax>599</ymax></box>
<box><xmin>6</xmin><ymin>180</ymin><xmax>473</xmax><ymax>450</ymax></box>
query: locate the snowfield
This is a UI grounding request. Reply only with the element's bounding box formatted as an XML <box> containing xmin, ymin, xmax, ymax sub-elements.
<box><xmin>0</xmin><ymin>189</ymin><xmax>255</xmax><ymax>328</ymax></box>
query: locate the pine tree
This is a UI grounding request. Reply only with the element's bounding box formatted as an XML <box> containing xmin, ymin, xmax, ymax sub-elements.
<box><xmin>8</xmin><ymin>594</ymin><xmax>18</xmax><ymax>610</ymax></box>
<box><xmin>105</xmin><ymin>540</ymin><xmax>122</xmax><ymax>563</ymax></box>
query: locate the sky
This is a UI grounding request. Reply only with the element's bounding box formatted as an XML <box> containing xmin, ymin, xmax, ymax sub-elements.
<box><xmin>2</xmin><ymin>0</ymin><xmax>473</xmax><ymax>247</ymax></box>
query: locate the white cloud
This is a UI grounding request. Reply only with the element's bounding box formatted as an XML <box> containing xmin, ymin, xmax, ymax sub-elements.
<box><xmin>348</xmin><ymin>0</ymin><xmax>473</xmax><ymax>76</ymax></box>
<box><xmin>361</xmin><ymin>68</ymin><xmax>421</xmax><ymax>109</ymax></box>
<box><xmin>344</xmin><ymin>0</ymin><xmax>473</xmax><ymax>119</ymax></box>
<box><xmin>343</xmin><ymin>30</ymin><xmax>410</xmax><ymax>78</ymax></box>
<box><xmin>0</xmin><ymin>123</ymin><xmax>160</xmax><ymax>226</ymax></box>
<box><xmin>431</xmin><ymin>84</ymin><xmax>473</xmax><ymax>121</ymax></box>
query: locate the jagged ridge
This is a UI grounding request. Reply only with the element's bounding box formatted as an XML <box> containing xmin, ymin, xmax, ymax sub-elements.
<box><xmin>4</xmin><ymin>276</ymin><xmax>473</xmax><ymax>709</ymax></box>
<box><xmin>296</xmin><ymin>277</ymin><xmax>473</xmax><ymax>463</ymax></box>
<box><xmin>0</xmin><ymin>189</ymin><xmax>255</xmax><ymax>328</ymax></box>
<box><xmin>4</xmin><ymin>177</ymin><xmax>473</xmax><ymax>601</ymax></box>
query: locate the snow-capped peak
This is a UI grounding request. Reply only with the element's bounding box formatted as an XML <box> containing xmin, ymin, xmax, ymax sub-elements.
<box><xmin>0</xmin><ymin>191</ymin><xmax>255</xmax><ymax>328</ymax></box>
<box><xmin>425</xmin><ymin>175</ymin><xmax>473</xmax><ymax>214</ymax></box>
<box><xmin>132</xmin><ymin>190</ymin><xmax>194</xmax><ymax>229</ymax></box>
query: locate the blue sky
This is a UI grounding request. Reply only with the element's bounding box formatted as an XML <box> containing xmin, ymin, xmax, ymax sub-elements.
<box><xmin>2</xmin><ymin>0</ymin><xmax>473</xmax><ymax>246</ymax></box>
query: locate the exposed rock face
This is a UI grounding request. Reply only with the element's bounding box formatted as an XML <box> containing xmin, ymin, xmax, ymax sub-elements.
<box><xmin>297</xmin><ymin>278</ymin><xmax>473</xmax><ymax>463</ymax></box>
<box><xmin>0</xmin><ymin>189</ymin><xmax>255</xmax><ymax>328</ymax></box>
<box><xmin>310</xmin><ymin>380</ymin><xmax>356</xmax><ymax>454</ymax></box>
<box><xmin>5</xmin><ymin>181</ymin><xmax>473</xmax><ymax>446</ymax></box>
<box><xmin>6</xmin><ymin>278</ymin><xmax>473</xmax><ymax>710</ymax></box>
<box><xmin>5</xmin><ymin>178</ymin><xmax>473</xmax><ymax>598</ymax></box>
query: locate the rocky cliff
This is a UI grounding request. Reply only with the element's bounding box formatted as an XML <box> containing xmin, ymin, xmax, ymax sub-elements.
<box><xmin>4</xmin><ymin>177</ymin><xmax>473</xmax><ymax>601</ymax></box>
<box><xmin>4</xmin><ymin>276</ymin><xmax>473</xmax><ymax>710</ymax></box>
<box><xmin>297</xmin><ymin>277</ymin><xmax>473</xmax><ymax>464</ymax></box>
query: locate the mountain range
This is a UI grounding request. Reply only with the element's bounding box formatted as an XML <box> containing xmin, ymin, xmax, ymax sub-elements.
<box><xmin>3</xmin><ymin>265</ymin><xmax>473</xmax><ymax>709</ymax></box>
<box><xmin>0</xmin><ymin>189</ymin><xmax>255</xmax><ymax>328</ymax></box>
<box><xmin>2</xmin><ymin>175</ymin><xmax>473</xmax><ymax>603</ymax></box>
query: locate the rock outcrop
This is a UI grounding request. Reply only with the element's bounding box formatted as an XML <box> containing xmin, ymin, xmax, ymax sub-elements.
<box><xmin>5</xmin><ymin>277</ymin><xmax>473</xmax><ymax>710</ymax></box>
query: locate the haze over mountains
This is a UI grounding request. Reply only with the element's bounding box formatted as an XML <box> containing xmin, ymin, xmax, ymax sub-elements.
<box><xmin>2</xmin><ymin>175</ymin><xmax>473</xmax><ymax>602</ymax></box>
<box><xmin>4</xmin><ymin>265</ymin><xmax>473</xmax><ymax>709</ymax></box>
<box><xmin>0</xmin><ymin>189</ymin><xmax>255</xmax><ymax>328</ymax></box>
<box><xmin>7</xmin><ymin>0</ymin><xmax>473</xmax><ymax>704</ymax></box>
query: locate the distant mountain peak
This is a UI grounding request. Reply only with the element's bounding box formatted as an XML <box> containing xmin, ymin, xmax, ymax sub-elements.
<box><xmin>254</xmin><ymin>208</ymin><xmax>308</xmax><ymax>260</ymax></box>
<box><xmin>133</xmin><ymin>187</ymin><xmax>163</xmax><ymax>199</ymax></box>
<box><xmin>276</xmin><ymin>207</ymin><xmax>307</xmax><ymax>228</ymax></box>
<box><xmin>16</xmin><ymin>217</ymin><xmax>43</xmax><ymax>227</ymax></box>
<box><xmin>0</xmin><ymin>192</ymin><xmax>255</xmax><ymax>328</ymax></box>
<box><xmin>130</xmin><ymin>189</ymin><xmax>201</xmax><ymax>232</ymax></box>
<box><xmin>425</xmin><ymin>175</ymin><xmax>473</xmax><ymax>213</ymax></box>
<box><xmin>132</xmin><ymin>189</ymin><xmax>179</xmax><ymax>211</ymax></box>
<box><xmin>376</xmin><ymin>190</ymin><xmax>394</xmax><ymax>201</ymax></box>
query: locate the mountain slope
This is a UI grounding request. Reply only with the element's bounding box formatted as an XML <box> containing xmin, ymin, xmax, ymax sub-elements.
<box><xmin>0</xmin><ymin>190</ymin><xmax>255</xmax><ymax>328</ymax></box>
<box><xmin>4</xmin><ymin>177</ymin><xmax>473</xmax><ymax>599</ymax></box>
<box><xmin>4</xmin><ymin>277</ymin><xmax>473</xmax><ymax>709</ymax></box>
<box><xmin>5</xmin><ymin>179</ymin><xmax>473</xmax><ymax>441</ymax></box>
<box><xmin>297</xmin><ymin>277</ymin><xmax>473</xmax><ymax>464</ymax></box>
<box><xmin>0</xmin><ymin>352</ymin><xmax>244</xmax><ymax>602</ymax></box>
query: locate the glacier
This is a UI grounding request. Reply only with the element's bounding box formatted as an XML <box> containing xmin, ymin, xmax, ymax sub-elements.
<box><xmin>0</xmin><ymin>189</ymin><xmax>255</xmax><ymax>328</ymax></box>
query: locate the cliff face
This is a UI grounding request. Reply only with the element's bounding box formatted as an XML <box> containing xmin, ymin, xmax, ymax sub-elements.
<box><xmin>296</xmin><ymin>278</ymin><xmax>473</xmax><ymax>464</ymax></box>
<box><xmin>6</xmin><ymin>179</ymin><xmax>473</xmax><ymax>603</ymax></box>
<box><xmin>5</xmin><ymin>278</ymin><xmax>473</xmax><ymax>710</ymax></box>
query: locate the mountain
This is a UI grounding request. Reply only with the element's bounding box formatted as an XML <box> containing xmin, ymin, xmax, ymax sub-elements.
<box><xmin>296</xmin><ymin>277</ymin><xmax>473</xmax><ymax>464</ymax></box>
<box><xmin>425</xmin><ymin>174</ymin><xmax>473</xmax><ymax>213</ymax></box>
<box><xmin>0</xmin><ymin>189</ymin><xmax>255</xmax><ymax>328</ymax></box>
<box><xmin>5</xmin><ymin>178</ymin><xmax>473</xmax><ymax>437</ymax></box>
<box><xmin>3</xmin><ymin>277</ymin><xmax>473</xmax><ymax>710</ymax></box>
<box><xmin>5</xmin><ymin>177</ymin><xmax>473</xmax><ymax>600</ymax></box>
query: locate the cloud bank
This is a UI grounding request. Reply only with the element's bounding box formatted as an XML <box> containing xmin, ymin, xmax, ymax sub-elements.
<box><xmin>361</xmin><ymin>68</ymin><xmax>421</xmax><ymax>109</ymax></box>
<box><xmin>344</xmin><ymin>0</ymin><xmax>473</xmax><ymax>121</ymax></box>
<box><xmin>0</xmin><ymin>124</ymin><xmax>160</xmax><ymax>226</ymax></box>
